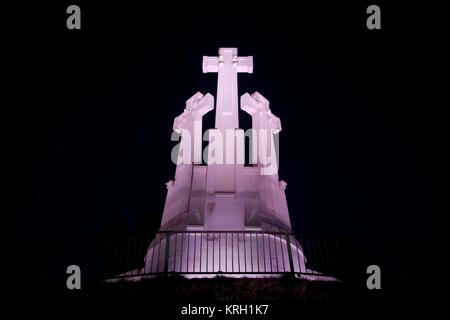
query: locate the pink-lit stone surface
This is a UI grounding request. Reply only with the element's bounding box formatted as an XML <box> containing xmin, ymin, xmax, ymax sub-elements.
<box><xmin>140</xmin><ymin>48</ymin><xmax>308</xmax><ymax>278</ymax></box>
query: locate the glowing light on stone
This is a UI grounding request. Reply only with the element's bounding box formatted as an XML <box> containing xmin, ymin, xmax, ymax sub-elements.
<box><xmin>134</xmin><ymin>48</ymin><xmax>311</xmax><ymax>279</ymax></box>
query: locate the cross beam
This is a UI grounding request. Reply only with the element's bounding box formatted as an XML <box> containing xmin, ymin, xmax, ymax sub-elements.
<box><xmin>203</xmin><ymin>48</ymin><xmax>253</xmax><ymax>73</ymax></box>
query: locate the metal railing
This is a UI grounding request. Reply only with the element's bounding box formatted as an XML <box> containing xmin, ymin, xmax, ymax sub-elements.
<box><xmin>102</xmin><ymin>231</ymin><xmax>356</xmax><ymax>280</ymax></box>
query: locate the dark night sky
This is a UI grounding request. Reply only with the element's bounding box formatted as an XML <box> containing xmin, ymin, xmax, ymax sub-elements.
<box><xmin>6</xmin><ymin>2</ymin><xmax>447</xmax><ymax>294</ymax></box>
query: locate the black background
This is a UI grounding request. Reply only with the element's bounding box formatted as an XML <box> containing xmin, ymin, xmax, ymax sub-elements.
<box><xmin>5</xmin><ymin>1</ymin><xmax>448</xmax><ymax>305</ymax></box>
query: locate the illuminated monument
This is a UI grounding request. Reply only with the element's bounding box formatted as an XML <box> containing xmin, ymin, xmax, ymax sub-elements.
<box><xmin>134</xmin><ymin>48</ymin><xmax>315</xmax><ymax>278</ymax></box>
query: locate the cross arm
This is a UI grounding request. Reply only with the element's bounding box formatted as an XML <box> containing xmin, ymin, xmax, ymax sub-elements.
<box><xmin>202</xmin><ymin>55</ymin><xmax>253</xmax><ymax>73</ymax></box>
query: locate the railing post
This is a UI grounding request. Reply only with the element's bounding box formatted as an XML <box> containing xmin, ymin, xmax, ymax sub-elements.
<box><xmin>285</xmin><ymin>233</ymin><xmax>295</xmax><ymax>275</ymax></box>
<box><xmin>163</xmin><ymin>232</ymin><xmax>171</xmax><ymax>274</ymax></box>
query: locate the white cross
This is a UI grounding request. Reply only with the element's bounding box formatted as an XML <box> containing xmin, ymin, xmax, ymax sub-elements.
<box><xmin>202</xmin><ymin>48</ymin><xmax>253</xmax><ymax>129</ymax></box>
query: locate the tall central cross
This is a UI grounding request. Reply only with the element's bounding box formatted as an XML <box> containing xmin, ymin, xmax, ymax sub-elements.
<box><xmin>203</xmin><ymin>48</ymin><xmax>253</xmax><ymax>130</ymax></box>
